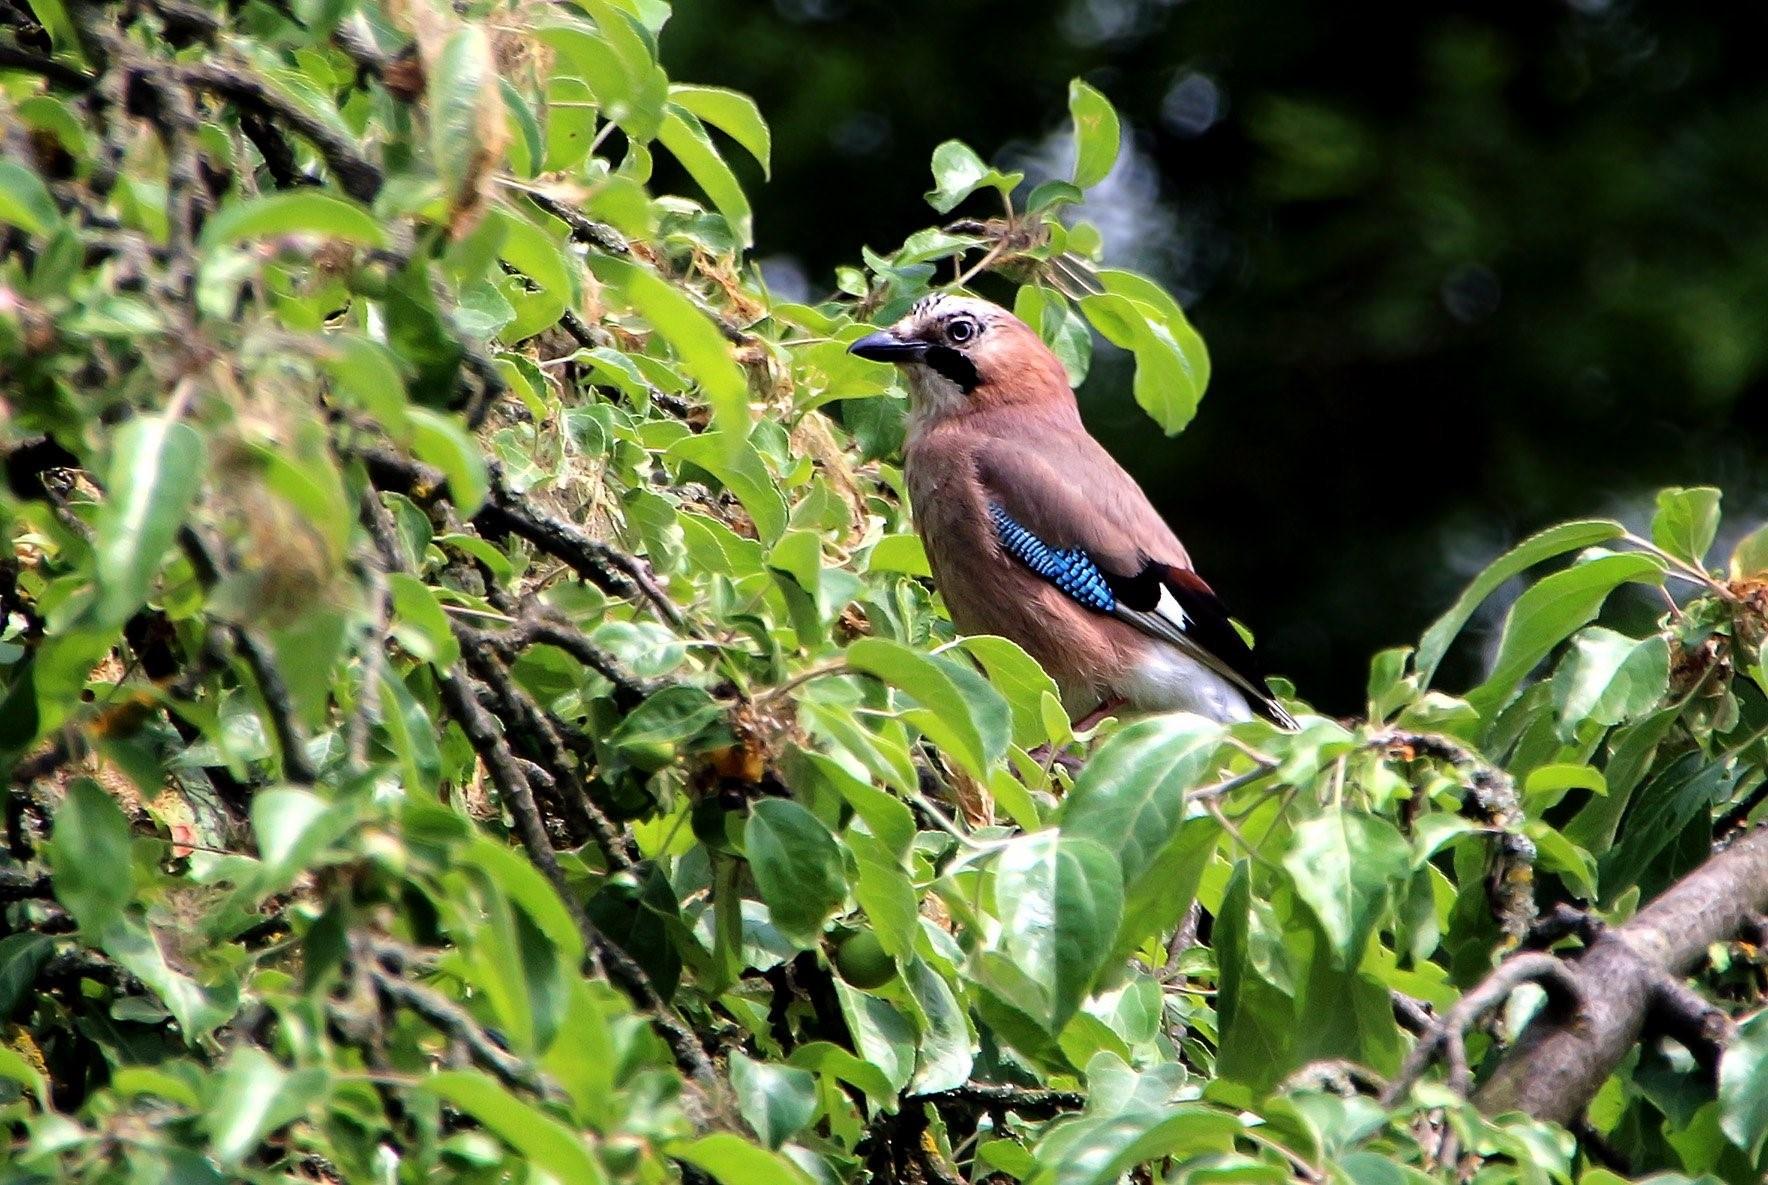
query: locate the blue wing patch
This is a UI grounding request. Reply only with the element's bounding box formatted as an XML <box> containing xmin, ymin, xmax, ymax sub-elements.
<box><xmin>987</xmin><ymin>503</ymin><xmax>1117</xmax><ymax>613</ymax></box>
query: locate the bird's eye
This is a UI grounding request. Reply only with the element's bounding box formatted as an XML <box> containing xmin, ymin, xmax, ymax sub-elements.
<box><xmin>947</xmin><ymin>317</ymin><xmax>978</xmax><ymax>345</ymax></box>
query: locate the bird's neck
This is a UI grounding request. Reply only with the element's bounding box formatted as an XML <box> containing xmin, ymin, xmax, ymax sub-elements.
<box><xmin>905</xmin><ymin>393</ymin><xmax>1084</xmax><ymax>453</ymax></box>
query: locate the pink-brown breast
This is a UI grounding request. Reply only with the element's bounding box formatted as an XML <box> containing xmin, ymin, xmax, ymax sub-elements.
<box><xmin>904</xmin><ymin>419</ymin><xmax>1151</xmax><ymax>714</ymax></box>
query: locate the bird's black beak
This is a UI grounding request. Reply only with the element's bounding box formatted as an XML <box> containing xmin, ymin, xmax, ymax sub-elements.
<box><xmin>847</xmin><ymin>329</ymin><xmax>927</xmax><ymax>363</ymax></box>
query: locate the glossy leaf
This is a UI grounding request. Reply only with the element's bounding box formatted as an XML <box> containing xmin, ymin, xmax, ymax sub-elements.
<box><xmin>49</xmin><ymin>778</ymin><xmax>133</xmax><ymax>932</ymax></box>
<box><xmin>1652</xmin><ymin>486</ymin><xmax>1722</xmax><ymax>568</ymax></box>
<box><xmin>846</xmin><ymin>637</ymin><xmax>1010</xmax><ymax>778</ymax></box>
<box><xmin>1721</xmin><ymin>1009</ymin><xmax>1768</xmax><ymax>1157</ymax></box>
<box><xmin>1413</xmin><ymin>519</ymin><xmax>1626</xmax><ymax>686</ymax></box>
<box><xmin>990</xmin><ymin>831</ymin><xmax>1124</xmax><ymax>1032</ymax></box>
<box><xmin>1068</xmin><ymin>80</ymin><xmax>1122</xmax><ymax>188</ymax></box>
<box><xmin>670</xmin><ymin>84</ymin><xmax>772</xmax><ymax>177</ymax></box>
<box><xmin>729</xmin><ymin>1051</ymin><xmax>817</xmax><ymax>1148</ymax></box>
<box><xmin>659</xmin><ymin>105</ymin><xmax>754</xmax><ymax>244</ymax></box>
<box><xmin>1282</xmin><ymin>812</ymin><xmax>1410</xmax><ymax>967</ymax></box>
<box><xmin>1465</xmin><ymin>552</ymin><xmax>1664</xmax><ymax>715</ymax></box>
<box><xmin>201</xmin><ymin>191</ymin><xmax>386</xmax><ymax>248</ymax></box>
<box><xmin>925</xmin><ymin>140</ymin><xmax>1024</xmax><ymax>214</ymax></box>
<box><xmin>744</xmin><ymin>799</ymin><xmax>847</xmax><ymax>948</ymax></box>
<box><xmin>92</xmin><ymin>416</ymin><xmax>205</xmax><ymax>626</ymax></box>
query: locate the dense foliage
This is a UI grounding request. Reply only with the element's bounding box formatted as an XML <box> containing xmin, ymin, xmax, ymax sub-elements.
<box><xmin>3</xmin><ymin>3</ymin><xmax>1768</xmax><ymax>1183</ymax></box>
<box><xmin>664</xmin><ymin>0</ymin><xmax>1768</xmax><ymax>713</ymax></box>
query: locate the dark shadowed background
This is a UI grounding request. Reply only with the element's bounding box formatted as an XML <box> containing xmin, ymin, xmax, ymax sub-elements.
<box><xmin>660</xmin><ymin>0</ymin><xmax>1768</xmax><ymax>714</ymax></box>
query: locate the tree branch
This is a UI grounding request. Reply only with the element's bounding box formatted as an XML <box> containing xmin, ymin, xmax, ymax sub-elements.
<box><xmin>1473</xmin><ymin>824</ymin><xmax>1768</xmax><ymax>1122</ymax></box>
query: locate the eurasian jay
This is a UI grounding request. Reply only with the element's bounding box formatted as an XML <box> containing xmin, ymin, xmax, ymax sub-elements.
<box><xmin>849</xmin><ymin>294</ymin><xmax>1296</xmax><ymax>728</ymax></box>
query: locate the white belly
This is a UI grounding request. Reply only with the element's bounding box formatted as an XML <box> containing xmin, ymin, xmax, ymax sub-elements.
<box><xmin>1117</xmin><ymin>645</ymin><xmax>1254</xmax><ymax>724</ymax></box>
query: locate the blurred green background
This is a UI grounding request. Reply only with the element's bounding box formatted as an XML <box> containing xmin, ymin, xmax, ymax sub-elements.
<box><xmin>662</xmin><ymin>0</ymin><xmax>1768</xmax><ymax>714</ymax></box>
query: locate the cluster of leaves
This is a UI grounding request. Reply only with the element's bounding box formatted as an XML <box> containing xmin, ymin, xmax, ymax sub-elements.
<box><xmin>3</xmin><ymin>2</ymin><xmax>1768</xmax><ymax>1183</ymax></box>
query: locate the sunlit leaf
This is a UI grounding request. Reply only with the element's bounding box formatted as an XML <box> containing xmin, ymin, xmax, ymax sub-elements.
<box><xmin>92</xmin><ymin>415</ymin><xmax>205</xmax><ymax>626</ymax></box>
<box><xmin>744</xmin><ymin>799</ymin><xmax>847</xmax><ymax>948</ymax></box>
<box><xmin>1414</xmin><ymin>519</ymin><xmax>1626</xmax><ymax>687</ymax></box>
<box><xmin>201</xmin><ymin>191</ymin><xmax>386</xmax><ymax>248</ymax></box>
<box><xmin>670</xmin><ymin>84</ymin><xmax>771</xmax><ymax>177</ymax></box>
<box><xmin>428</xmin><ymin>1070</ymin><xmax>607</xmax><ymax>1183</ymax></box>
<box><xmin>1651</xmin><ymin>486</ymin><xmax>1722</xmax><ymax>568</ymax></box>
<box><xmin>1068</xmin><ymin>79</ymin><xmax>1122</xmax><ymax>188</ymax></box>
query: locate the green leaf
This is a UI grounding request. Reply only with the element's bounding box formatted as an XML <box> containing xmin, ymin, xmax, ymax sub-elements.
<box><xmin>252</xmin><ymin>788</ymin><xmax>348</xmax><ymax>891</ymax></box>
<box><xmin>866</xmin><ymin>533</ymin><xmax>932</xmax><ymax>578</ymax></box>
<box><xmin>990</xmin><ymin>831</ymin><xmax>1123</xmax><ymax>1032</ymax></box>
<box><xmin>1068</xmin><ymin>79</ymin><xmax>1122</xmax><ymax>188</ymax></box>
<box><xmin>388</xmin><ymin>573</ymin><xmax>463</xmax><ymax>669</ymax></box>
<box><xmin>1080</xmin><ymin>287</ymin><xmax>1208</xmax><ymax>435</ymax></box>
<box><xmin>321</xmin><ymin>336</ymin><xmax>410</xmax><ymax>438</ymax></box>
<box><xmin>673</xmin><ymin>1133</ymin><xmax>814</xmax><ymax>1185</ymax></box>
<box><xmin>0</xmin><ymin>933</ymin><xmax>55</xmax><ymax>1020</ymax></box>
<box><xmin>1731</xmin><ymin>522</ymin><xmax>1768</xmax><ymax>579</ymax></box>
<box><xmin>786</xmin><ymin>1041</ymin><xmax>897</xmax><ymax>1105</ymax></box>
<box><xmin>428</xmin><ymin>1070</ymin><xmax>607</xmax><ymax>1183</ymax></box>
<box><xmin>378</xmin><ymin>657</ymin><xmax>442</xmax><ymax>796</ymax></box>
<box><xmin>658</xmin><ymin>105</ymin><xmax>753</xmax><ymax>245</ymax></box>
<box><xmin>1030</xmin><ymin>1103</ymin><xmax>1243</xmax><ymax>1185</ymax></box>
<box><xmin>1651</xmin><ymin>486</ymin><xmax>1722</xmax><ymax>568</ymax></box>
<box><xmin>1015</xmin><ymin>284</ymin><xmax>1093</xmax><ymax>387</ymax></box>
<box><xmin>92</xmin><ymin>415</ymin><xmax>206</xmax><ymax>627</ymax></box>
<box><xmin>537</xmin><ymin>7</ymin><xmax>667</xmax><ymax>142</ymax></box>
<box><xmin>1721</xmin><ymin>1009</ymin><xmax>1768</xmax><ymax>1157</ymax></box>
<box><xmin>407</xmin><ymin>407</ymin><xmax>490</xmax><ymax>515</ymax></box>
<box><xmin>1523</xmin><ymin>762</ymin><xmax>1607</xmax><ymax>816</ymax></box>
<box><xmin>1414</xmin><ymin>519</ymin><xmax>1626</xmax><ymax>687</ymax></box>
<box><xmin>1061</xmin><ymin>715</ymin><xmax>1226</xmax><ymax>950</ymax></box>
<box><xmin>1466</xmin><ymin>552</ymin><xmax>1664</xmax><ymax>716</ymax></box>
<box><xmin>670</xmin><ymin>84</ymin><xmax>771</xmax><ymax>177</ymax></box>
<box><xmin>464</xmin><ymin>836</ymin><xmax>586</xmax><ymax>969</ymax></box>
<box><xmin>904</xmin><ymin>955</ymin><xmax>974</xmax><ymax>1093</ymax></box>
<box><xmin>609</xmin><ymin>685</ymin><xmax>724</xmax><ymax>770</ymax></box>
<box><xmin>496</xmin><ymin>208</ymin><xmax>577</xmax><ymax>340</ymax></box>
<box><xmin>744</xmin><ymin>799</ymin><xmax>847</xmax><ymax>948</ymax></box>
<box><xmin>0</xmin><ymin>159</ymin><xmax>59</xmax><ymax>236</ymax></box>
<box><xmin>0</xmin><ymin>1043</ymin><xmax>47</xmax><ymax>1110</ymax></box>
<box><xmin>596</xmin><ymin>256</ymin><xmax>751</xmax><ymax>436</ymax></box>
<box><xmin>100</xmin><ymin>916</ymin><xmax>238</xmax><ymax>1040</ymax></box>
<box><xmin>431</xmin><ymin>26</ymin><xmax>502</xmax><ymax>229</ymax></box>
<box><xmin>728</xmin><ymin>1051</ymin><xmax>817</xmax><ymax>1149</ymax></box>
<box><xmin>846</xmin><ymin>637</ymin><xmax>1010</xmax><ymax>777</ymax></box>
<box><xmin>201</xmin><ymin>191</ymin><xmax>386</xmax><ymax>248</ymax></box>
<box><xmin>1282</xmin><ymin>812</ymin><xmax>1410</xmax><ymax>967</ymax></box>
<box><xmin>925</xmin><ymin>140</ymin><xmax>1023</xmax><ymax>215</ymax></box>
<box><xmin>1598</xmin><ymin>753</ymin><xmax>1740</xmax><ymax>905</ymax></box>
<box><xmin>49</xmin><ymin>778</ymin><xmax>134</xmax><ymax>932</ymax></box>
<box><xmin>1551</xmin><ymin>628</ymin><xmax>1670</xmax><ymax>739</ymax></box>
<box><xmin>384</xmin><ymin>256</ymin><xmax>466</xmax><ymax>398</ymax></box>
<box><xmin>668</xmin><ymin>432</ymin><xmax>786</xmax><ymax>544</ymax></box>
<box><xmin>955</xmin><ymin>635</ymin><xmax>1063</xmax><ymax>749</ymax></box>
<box><xmin>204</xmin><ymin>1047</ymin><xmax>327</xmax><ymax>1166</ymax></box>
<box><xmin>500</xmin><ymin>76</ymin><xmax>543</xmax><ymax>177</ymax></box>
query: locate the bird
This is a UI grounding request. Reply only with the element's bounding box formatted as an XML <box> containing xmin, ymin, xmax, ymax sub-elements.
<box><xmin>848</xmin><ymin>293</ymin><xmax>1296</xmax><ymax>729</ymax></box>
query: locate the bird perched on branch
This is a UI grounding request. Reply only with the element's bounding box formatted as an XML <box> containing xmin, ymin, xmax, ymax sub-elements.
<box><xmin>849</xmin><ymin>294</ymin><xmax>1296</xmax><ymax>728</ymax></box>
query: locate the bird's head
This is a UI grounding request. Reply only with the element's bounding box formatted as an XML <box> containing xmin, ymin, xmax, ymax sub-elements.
<box><xmin>847</xmin><ymin>294</ymin><xmax>1073</xmax><ymax>426</ymax></box>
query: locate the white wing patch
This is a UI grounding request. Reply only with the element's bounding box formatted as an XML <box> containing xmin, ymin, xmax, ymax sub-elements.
<box><xmin>1153</xmin><ymin>586</ymin><xmax>1190</xmax><ymax>633</ymax></box>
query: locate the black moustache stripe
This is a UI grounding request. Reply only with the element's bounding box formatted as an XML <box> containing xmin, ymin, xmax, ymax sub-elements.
<box><xmin>922</xmin><ymin>345</ymin><xmax>979</xmax><ymax>393</ymax></box>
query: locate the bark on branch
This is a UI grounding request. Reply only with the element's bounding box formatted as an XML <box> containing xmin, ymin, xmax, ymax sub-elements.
<box><xmin>1472</xmin><ymin>825</ymin><xmax>1768</xmax><ymax>1122</ymax></box>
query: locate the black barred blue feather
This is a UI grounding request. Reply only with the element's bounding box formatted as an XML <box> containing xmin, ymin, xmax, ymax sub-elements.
<box><xmin>986</xmin><ymin>502</ymin><xmax>1295</xmax><ymax>727</ymax></box>
<box><xmin>987</xmin><ymin>503</ymin><xmax>1117</xmax><ymax>613</ymax></box>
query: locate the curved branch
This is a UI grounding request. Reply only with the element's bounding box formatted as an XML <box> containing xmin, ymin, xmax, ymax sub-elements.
<box><xmin>1473</xmin><ymin>825</ymin><xmax>1768</xmax><ymax>1122</ymax></box>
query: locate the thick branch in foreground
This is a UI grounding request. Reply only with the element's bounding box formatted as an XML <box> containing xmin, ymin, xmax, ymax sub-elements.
<box><xmin>1473</xmin><ymin>825</ymin><xmax>1768</xmax><ymax>1122</ymax></box>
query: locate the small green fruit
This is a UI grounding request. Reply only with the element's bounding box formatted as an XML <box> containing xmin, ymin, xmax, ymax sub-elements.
<box><xmin>833</xmin><ymin>929</ymin><xmax>896</xmax><ymax>989</ymax></box>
